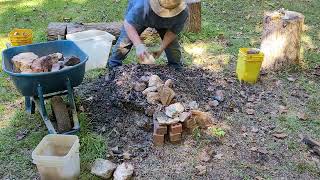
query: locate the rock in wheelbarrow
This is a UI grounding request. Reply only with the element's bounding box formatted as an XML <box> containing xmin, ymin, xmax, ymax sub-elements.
<box><xmin>51</xmin><ymin>96</ymin><xmax>72</xmax><ymax>133</ymax></box>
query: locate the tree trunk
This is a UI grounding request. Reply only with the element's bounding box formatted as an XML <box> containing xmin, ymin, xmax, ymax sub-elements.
<box><xmin>185</xmin><ymin>0</ymin><xmax>201</xmax><ymax>33</ymax></box>
<box><xmin>260</xmin><ymin>10</ymin><xmax>304</xmax><ymax>71</ymax></box>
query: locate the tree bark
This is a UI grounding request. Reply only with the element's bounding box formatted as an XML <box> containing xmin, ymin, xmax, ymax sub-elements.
<box><xmin>260</xmin><ymin>10</ymin><xmax>304</xmax><ymax>71</ymax></box>
<box><xmin>185</xmin><ymin>0</ymin><xmax>201</xmax><ymax>33</ymax></box>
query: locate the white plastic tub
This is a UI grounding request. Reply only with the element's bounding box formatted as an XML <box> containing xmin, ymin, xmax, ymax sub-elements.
<box><xmin>32</xmin><ymin>135</ymin><xmax>80</xmax><ymax>180</ymax></box>
<box><xmin>66</xmin><ymin>30</ymin><xmax>115</xmax><ymax>71</ymax></box>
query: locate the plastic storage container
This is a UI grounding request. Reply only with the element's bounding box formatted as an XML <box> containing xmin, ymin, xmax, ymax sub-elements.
<box><xmin>9</xmin><ymin>29</ymin><xmax>33</xmax><ymax>46</ymax></box>
<box><xmin>236</xmin><ymin>48</ymin><xmax>264</xmax><ymax>84</ymax></box>
<box><xmin>32</xmin><ymin>135</ymin><xmax>80</xmax><ymax>180</ymax></box>
<box><xmin>66</xmin><ymin>30</ymin><xmax>115</xmax><ymax>71</ymax></box>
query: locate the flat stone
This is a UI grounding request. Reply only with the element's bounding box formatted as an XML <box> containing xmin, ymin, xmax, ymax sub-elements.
<box><xmin>113</xmin><ymin>162</ymin><xmax>134</xmax><ymax>180</ymax></box>
<box><xmin>154</xmin><ymin>111</ymin><xmax>170</xmax><ymax>125</ymax></box>
<box><xmin>195</xmin><ymin>165</ymin><xmax>207</xmax><ymax>176</ymax></box>
<box><xmin>165</xmin><ymin>103</ymin><xmax>185</xmax><ymax>118</ymax></box>
<box><xmin>91</xmin><ymin>158</ymin><xmax>117</xmax><ymax>179</ymax></box>
<box><xmin>214</xmin><ymin>90</ymin><xmax>225</xmax><ymax>102</ymax></box>
<box><xmin>179</xmin><ymin>112</ymin><xmax>192</xmax><ymax>122</ymax></box>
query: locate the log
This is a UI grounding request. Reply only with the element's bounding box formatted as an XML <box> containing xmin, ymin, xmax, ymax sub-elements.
<box><xmin>260</xmin><ymin>10</ymin><xmax>304</xmax><ymax>71</ymax></box>
<box><xmin>185</xmin><ymin>0</ymin><xmax>201</xmax><ymax>33</ymax></box>
<box><xmin>47</xmin><ymin>22</ymin><xmax>68</xmax><ymax>41</ymax></box>
<box><xmin>47</xmin><ymin>22</ymin><xmax>158</xmax><ymax>41</ymax></box>
<box><xmin>51</xmin><ymin>96</ymin><xmax>72</xmax><ymax>133</ymax></box>
<box><xmin>67</xmin><ymin>22</ymin><xmax>123</xmax><ymax>36</ymax></box>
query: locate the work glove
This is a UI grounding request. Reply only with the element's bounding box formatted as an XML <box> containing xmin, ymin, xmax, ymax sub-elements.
<box><xmin>136</xmin><ymin>44</ymin><xmax>148</xmax><ymax>61</ymax></box>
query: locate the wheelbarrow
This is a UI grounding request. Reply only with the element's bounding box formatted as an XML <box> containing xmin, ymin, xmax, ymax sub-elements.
<box><xmin>2</xmin><ymin>40</ymin><xmax>88</xmax><ymax>134</ymax></box>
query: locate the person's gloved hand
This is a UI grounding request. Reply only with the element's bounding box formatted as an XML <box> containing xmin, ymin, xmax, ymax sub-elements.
<box><xmin>136</xmin><ymin>44</ymin><xmax>148</xmax><ymax>62</ymax></box>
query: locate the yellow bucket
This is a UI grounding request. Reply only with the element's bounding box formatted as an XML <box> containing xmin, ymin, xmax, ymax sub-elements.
<box><xmin>236</xmin><ymin>48</ymin><xmax>264</xmax><ymax>84</ymax></box>
<box><xmin>9</xmin><ymin>29</ymin><xmax>33</xmax><ymax>46</ymax></box>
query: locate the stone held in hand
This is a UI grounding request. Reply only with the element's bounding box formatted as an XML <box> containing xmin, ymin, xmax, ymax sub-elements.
<box><xmin>148</xmin><ymin>75</ymin><xmax>163</xmax><ymax>87</ymax></box>
<box><xmin>146</xmin><ymin>92</ymin><xmax>160</xmax><ymax>105</ymax></box>
<box><xmin>113</xmin><ymin>162</ymin><xmax>134</xmax><ymax>180</ymax></box>
<box><xmin>140</xmin><ymin>52</ymin><xmax>156</xmax><ymax>65</ymax></box>
<box><xmin>158</xmin><ymin>85</ymin><xmax>175</xmax><ymax>105</ymax></box>
<box><xmin>91</xmin><ymin>158</ymin><xmax>117</xmax><ymax>179</ymax></box>
<box><xmin>165</xmin><ymin>103</ymin><xmax>185</xmax><ymax>118</ymax></box>
<box><xmin>12</xmin><ymin>52</ymin><xmax>39</xmax><ymax>73</ymax></box>
<box><xmin>64</xmin><ymin>56</ymin><xmax>80</xmax><ymax>66</ymax></box>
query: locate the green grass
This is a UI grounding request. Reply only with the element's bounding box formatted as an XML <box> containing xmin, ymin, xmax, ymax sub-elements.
<box><xmin>0</xmin><ymin>0</ymin><xmax>320</xmax><ymax>178</ymax></box>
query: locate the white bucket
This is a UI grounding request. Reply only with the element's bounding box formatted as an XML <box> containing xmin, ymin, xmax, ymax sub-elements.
<box><xmin>66</xmin><ymin>30</ymin><xmax>115</xmax><ymax>71</ymax></box>
<box><xmin>32</xmin><ymin>135</ymin><xmax>80</xmax><ymax>180</ymax></box>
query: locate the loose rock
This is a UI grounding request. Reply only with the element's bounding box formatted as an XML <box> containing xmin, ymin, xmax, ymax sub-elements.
<box><xmin>133</xmin><ymin>82</ymin><xmax>147</xmax><ymax>92</ymax></box>
<box><xmin>188</xmin><ymin>101</ymin><xmax>199</xmax><ymax>110</ymax></box>
<box><xmin>148</xmin><ymin>75</ymin><xmax>163</xmax><ymax>87</ymax></box>
<box><xmin>158</xmin><ymin>85</ymin><xmax>175</xmax><ymax>105</ymax></box>
<box><xmin>179</xmin><ymin>112</ymin><xmax>192</xmax><ymax>122</ymax></box>
<box><xmin>246</xmin><ymin>109</ymin><xmax>255</xmax><ymax>115</ymax></box>
<box><xmin>298</xmin><ymin>112</ymin><xmax>308</xmax><ymax>121</ymax></box>
<box><xmin>208</xmin><ymin>100</ymin><xmax>219</xmax><ymax>107</ymax></box>
<box><xmin>91</xmin><ymin>158</ymin><xmax>117</xmax><ymax>179</ymax></box>
<box><xmin>165</xmin><ymin>103</ymin><xmax>185</xmax><ymax>118</ymax></box>
<box><xmin>146</xmin><ymin>92</ymin><xmax>160</xmax><ymax>105</ymax></box>
<box><xmin>214</xmin><ymin>90</ymin><xmax>225</xmax><ymax>102</ymax></box>
<box><xmin>164</xmin><ymin>79</ymin><xmax>174</xmax><ymax>88</ymax></box>
<box><xmin>139</xmin><ymin>75</ymin><xmax>150</xmax><ymax>83</ymax></box>
<box><xmin>195</xmin><ymin>165</ymin><xmax>207</xmax><ymax>176</ymax></box>
<box><xmin>199</xmin><ymin>150</ymin><xmax>211</xmax><ymax>162</ymax></box>
<box><xmin>12</xmin><ymin>52</ymin><xmax>38</xmax><ymax>73</ymax></box>
<box><xmin>273</xmin><ymin>133</ymin><xmax>288</xmax><ymax>139</ymax></box>
<box><xmin>142</xmin><ymin>86</ymin><xmax>157</xmax><ymax>96</ymax></box>
<box><xmin>154</xmin><ymin>111</ymin><xmax>170</xmax><ymax>125</ymax></box>
<box><xmin>64</xmin><ymin>56</ymin><xmax>80</xmax><ymax>66</ymax></box>
<box><xmin>113</xmin><ymin>162</ymin><xmax>134</xmax><ymax>180</ymax></box>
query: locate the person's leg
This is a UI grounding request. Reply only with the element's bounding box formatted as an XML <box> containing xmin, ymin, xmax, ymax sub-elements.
<box><xmin>156</xmin><ymin>28</ymin><xmax>183</xmax><ymax>69</ymax></box>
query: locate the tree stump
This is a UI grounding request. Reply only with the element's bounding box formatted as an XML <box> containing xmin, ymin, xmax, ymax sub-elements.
<box><xmin>260</xmin><ymin>10</ymin><xmax>304</xmax><ymax>71</ymax></box>
<box><xmin>185</xmin><ymin>0</ymin><xmax>201</xmax><ymax>33</ymax></box>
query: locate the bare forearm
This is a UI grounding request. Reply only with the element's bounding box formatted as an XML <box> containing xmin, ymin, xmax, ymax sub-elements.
<box><xmin>124</xmin><ymin>20</ymin><xmax>142</xmax><ymax>46</ymax></box>
<box><xmin>160</xmin><ymin>31</ymin><xmax>177</xmax><ymax>52</ymax></box>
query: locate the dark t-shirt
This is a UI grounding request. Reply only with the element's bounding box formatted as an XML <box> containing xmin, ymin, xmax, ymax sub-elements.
<box><xmin>125</xmin><ymin>0</ymin><xmax>189</xmax><ymax>34</ymax></box>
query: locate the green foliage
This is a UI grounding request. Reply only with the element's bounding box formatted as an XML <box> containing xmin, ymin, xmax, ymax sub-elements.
<box><xmin>192</xmin><ymin>127</ymin><xmax>201</xmax><ymax>142</ymax></box>
<box><xmin>209</xmin><ymin>127</ymin><xmax>226</xmax><ymax>138</ymax></box>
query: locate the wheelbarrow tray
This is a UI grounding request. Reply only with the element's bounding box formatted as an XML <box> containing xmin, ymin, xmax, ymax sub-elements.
<box><xmin>2</xmin><ymin>40</ymin><xmax>88</xmax><ymax>97</ymax></box>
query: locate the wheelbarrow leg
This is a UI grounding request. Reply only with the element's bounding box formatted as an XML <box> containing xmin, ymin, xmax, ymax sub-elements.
<box><xmin>65</xmin><ymin>78</ymin><xmax>80</xmax><ymax>134</ymax></box>
<box><xmin>36</xmin><ymin>85</ymin><xmax>57</xmax><ymax>134</ymax></box>
<box><xmin>25</xmin><ymin>96</ymin><xmax>35</xmax><ymax>114</ymax></box>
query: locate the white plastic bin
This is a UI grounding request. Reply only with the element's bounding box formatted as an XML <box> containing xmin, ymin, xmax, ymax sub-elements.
<box><xmin>66</xmin><ymin>30</ymin><xmax>115</xmax><ymax>71</ymax></box>
<box><xmin>32</xmin><ymin>135</ymin><xmax>80</xmax><ymax>180</ymax></box>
